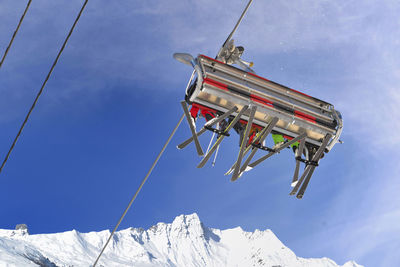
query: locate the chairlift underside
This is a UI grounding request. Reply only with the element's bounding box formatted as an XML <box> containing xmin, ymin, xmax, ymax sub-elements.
<box><xmin>175</xmin><ymin>53</ymin><xmax>343</xmax><ymax>199</ymax></box>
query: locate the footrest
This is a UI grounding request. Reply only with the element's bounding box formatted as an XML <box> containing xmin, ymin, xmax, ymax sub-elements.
<box><xmin>295</xmin><ymin>156</ymin><xmax>319</xmax><ymax>166</ymax></box>
<box><xmin>204</xmin><ymin>125</ymin><xmax>230</xmax><ymax>136</ymax></box>
<box><xmin>251</xmin><ymin>143</ymin><xmax>275</xmax><ymax>153</ymax></box>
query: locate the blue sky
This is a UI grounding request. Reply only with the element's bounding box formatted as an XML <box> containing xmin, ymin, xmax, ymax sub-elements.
<box><xmin>1</xmin><ymin>0</ymin><xmax>399</xmax><ymax>266</ymax></box>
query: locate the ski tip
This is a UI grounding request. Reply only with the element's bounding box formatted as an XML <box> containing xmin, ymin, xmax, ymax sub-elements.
<box><xmin>231</xmin><ymin>171</ymin><xmax>244</xmax><ymax>181</ymax></box>
<box><xmin>291</xmin><ymin>181</ymin><xmax>298</xmax><ymax>187</ymax></box>
<box><xmin>196</xmin><ymin>162</ymin><xmax>205</xmax><ymax>168</ymax></box>
<box><xmin>244</xmin><ymin>166</ymin><xmax>252</xmax><ymax>172</ymax></box>
<box><xmin>296</xmin><ymin>194</ymin><xmax>304</xmax><ymax>199</ymax></box>
<box><xmin>231</xmin><ymin>175</ymin><xmax>239</xmax><ymax>182</ymax></box>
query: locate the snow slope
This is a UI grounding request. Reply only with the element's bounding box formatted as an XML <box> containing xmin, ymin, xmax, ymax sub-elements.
<box><xmin>0</xmin><ymin>213</ymin><xmax>363</xmax><ymax>267</ymax></box>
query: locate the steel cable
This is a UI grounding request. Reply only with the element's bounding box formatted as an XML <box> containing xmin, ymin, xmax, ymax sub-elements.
<box><xmin>0</xmin><ymin>0</ymin><xmax>90</xmax><ymax>175</ymax></box>
<box><xmin>0</xmin><ymin>0</ymin><xmax>32</xmax><ymax>69</ymax></box>
<box><xmin>92</xmin><ymin>114</ymin><xmax>184</xmax><ymax>267</ymax></box>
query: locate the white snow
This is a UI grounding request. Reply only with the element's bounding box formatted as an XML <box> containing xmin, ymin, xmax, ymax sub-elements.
<box><xmin>0</xmin><ymin>213</ymin><xmax>363</xmax><ymax>267</ymax></box>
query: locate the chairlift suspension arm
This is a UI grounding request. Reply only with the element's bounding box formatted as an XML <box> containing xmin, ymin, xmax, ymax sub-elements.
<box><xmin>221</xmin><ymin>0</ymin><xmax>254</xmax><ymax>49</ymax></box>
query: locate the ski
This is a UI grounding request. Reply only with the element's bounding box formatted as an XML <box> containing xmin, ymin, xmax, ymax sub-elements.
<box><xmin>225</xmin><ymin>146</ymin><xmax>251</xmax><ymax>175</ymax></box>
<box><xmin>291</xmin><ymin>135</ymin><xmax>306</xmax><ymax>187</ymax></box>
<box><xmin>231</xmin><ymin>105</ymin><xmax>257</xmax><ymax>181</ymax></box>
<box><xmin>295</xmin><ymin>134</ymin><xmax>331</xmax><ymax>199</ymax></box>
<box><xmin>177</xmin><ymin>128</ymin><xmax>207</xmax><ymax>150</ymax></box>
<box><xmin>181</xmin><ymin>101</ymin><xmax>204</xmax><ymax>156</ymax></box>
<box><xmin>225</xmin><ymin>117</ymin><xmax>279</xmax><ymax>176</ymax></box>
<box><xmin>238</xmin><ymin>117</ymin><xmax>279</xmax><ymax>174</ymax></box>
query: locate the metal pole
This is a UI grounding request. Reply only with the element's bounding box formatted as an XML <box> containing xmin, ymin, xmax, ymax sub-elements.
<box><xmin>92</xmin><ymin>114</ymin><xmax>184</xmax><ymax>267</ymax></box>
<box><xmin>222</xmin><ymin>0</ymin><xmax>254</xmax><ymax>48</ymax></box>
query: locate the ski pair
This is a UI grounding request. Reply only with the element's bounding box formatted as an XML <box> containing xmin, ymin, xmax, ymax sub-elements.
<box><xmin>180</xmin><ymin>100</ymin><xmax>331</xmax><ymax>198</ymax></box>
<box><xmin>225</xmin><ymin>116</ymin><xmax>279</xmax><ymax>180</ymax></box>
<box><xmin>226</xmin><ymin>126</ymin><xmax>331</xmax><ymax>198</ymax></box>
<box><xmin>179</xmin><ymin>102</ymin><xmax>257</xmax><ymax>172</ymax></box>
<box><xmin>289</xmin><ymin>133</ymin><xmax>331</xmax><ymax>199</ymax></box>
<box><xmin>178</xmin><ymin>101</ymin><xmax>239</xmax><ymax>153</ymax></box>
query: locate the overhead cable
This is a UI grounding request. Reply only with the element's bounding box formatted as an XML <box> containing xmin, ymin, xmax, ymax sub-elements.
<box><xmin>92</xmin><ymin>114</ymin><xmax>184</xmax><ymax>267</ymax></box>
<box><xmin>0</xmin><ymin>0</ymin><xmax>90</xmax><ymax>175</ymax></box>
<box><xmin>0</xmin><ymin>0</ymin><xmax>32</xmax><ymax>69</ymax></box>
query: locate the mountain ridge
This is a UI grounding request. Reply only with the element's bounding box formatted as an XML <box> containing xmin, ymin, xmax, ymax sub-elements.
<box><xmin>0</xmin><ymin>213</ymin><xmax>363</xmax><ymax>267</ymax></box>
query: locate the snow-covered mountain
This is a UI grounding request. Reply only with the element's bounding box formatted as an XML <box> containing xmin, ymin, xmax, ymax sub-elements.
<box><xmin>0</xmin><ymin>213</ymin><xmax>362</xmax><ymax>267</ymax></box>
